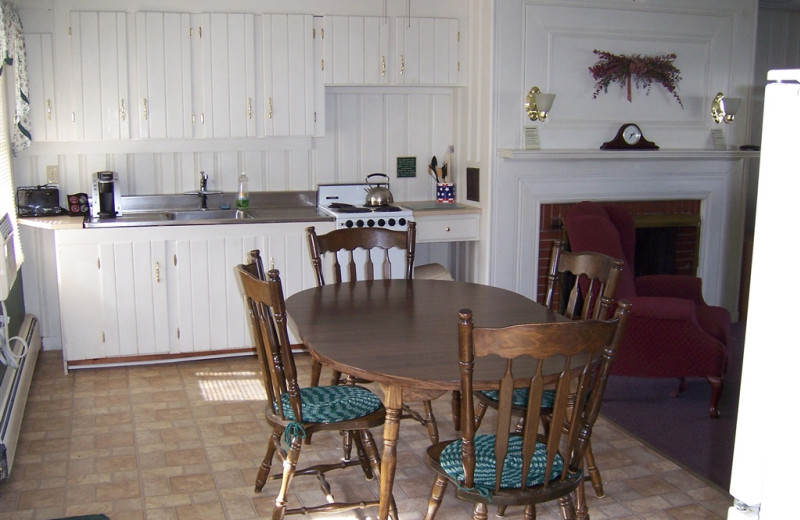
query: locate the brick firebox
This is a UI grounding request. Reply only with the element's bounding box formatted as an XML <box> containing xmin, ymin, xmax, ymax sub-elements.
<box><xmin>536</xmin><ymin>200</ymin><xmax>701</xmax><ymax>302</ymax></box>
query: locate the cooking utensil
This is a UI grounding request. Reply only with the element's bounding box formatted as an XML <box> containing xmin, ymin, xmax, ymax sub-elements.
<box><xmin>364</xmin><ymin>173</ymin><xmax>394</xmax><ymax>206</ymax></box>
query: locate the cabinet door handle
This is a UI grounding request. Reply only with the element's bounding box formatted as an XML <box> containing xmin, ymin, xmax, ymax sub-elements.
<box><xmin>400</xmin><ymin>54</ymin><xmax>405</xmax><ymax>75</ymax></box>
<box><xmin>381</xmin><ymin>56</ymin><xmax>386</xmax><ymax>77</ymax></box>
<box><xmin>445</xmin><ymin>226</ymin><xmax>451</xmax><ymax>232</ymax></box>
<box><xmin>155</xmin><ymin>261</ymin><xmax>160</xmax><ymax>283</ymax></box>
<box><xmin>173</xmin><ymin>254</ymin><xmax>177</xmax><ymax>266</ymax></box>
<box><xmin>120</xmin><ymin>99</ymin><xmax>126</xmax><ymax>121</ymax></box>
<box><xmin>143</xmin><ymin>98</ymin><xmax>148</xmax><ymax>120</ymax></box>
<box><xmin>267</xmin><ymin>97</ymin><xmax>273</xmax><ymax>120</ymax></box>
<box><xmin>247</xmin><ymin>97</ymin><xmax>252</xmax><ymax>119</ymax></box>
<box><xmin>46</xmin><ymin>99</ymin><xmax>52</xmax><ymax>120</ymax></box>
<box><xmin>200</xmin><ymin>113</ymin><xmax>204</xmax><ymax>124</ymax></box>
<box><xmin>321</xmin><ymin>58</ymin><xmax>324</xmax><ymax>71</ymax></box>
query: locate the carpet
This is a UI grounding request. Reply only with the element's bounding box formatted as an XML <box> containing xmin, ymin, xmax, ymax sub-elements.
<box><xmin>599</xmin><ymin>322</ymin><xmax>745</xmax><ymax>491</ymax></box>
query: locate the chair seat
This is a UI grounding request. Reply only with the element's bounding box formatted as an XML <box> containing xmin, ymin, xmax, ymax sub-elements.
<box><xmin>479</xmin><ymin>389</ymin><xmax>555</xmax><ymax>408</ymax></box>
<box><xmin>280</xmin><ymin>385</ymin><xmax>382</xmax><ymax>423</ymax></box>
<box><xmin>439</xmin><ymin>435</ymin><xmax>566</xmax><ymax>489</ymax></box>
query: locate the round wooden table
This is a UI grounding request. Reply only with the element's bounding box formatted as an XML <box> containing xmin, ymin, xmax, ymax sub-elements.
<box><xmin>285</xmin><ymin>279</ymin><xmax>565</xmax><ymax>520</ymax></box>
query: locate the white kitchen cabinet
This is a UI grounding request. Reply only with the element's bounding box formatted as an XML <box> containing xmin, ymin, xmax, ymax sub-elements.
<box><xmin>323</xmin><ymin>16</ymin><xmax>390</xmax><ymax>85</ymax></box>
<box><xmin>395</xmin><ymin>17</ymin><xmax>461</xmax><ymax>86</ymax></box>
<box><xmin>24</xmin><ymin>32</ymin><xmax>58</xmax><ymax>141</ymax></box>
<box><xmin>69</xmin><ymin>11</ymin><xmax>130</xmax><ymax>140</ymax></box>
<box><xmin>198</xmin><ymin>13</ymin><xmax>257</xmax><ymax>138</ymax></box>
<box><xmin>414</xmin><ymin>211</ymin><xmax>480</xmax><ymax>243</ymax></box>
<box><xmin>135</xmin><ymin>12</ymin><xmax>194</xmax><ymax>139</ymax></box>
<box><xmin>52</xmin><ymin>222</ymin><xmax>330</xmax><ymax>366</ymax></box>
<box><xmin>259</xmin><ymin>14</ymin><xmax>319</xmax><ymax>137</ymax></box>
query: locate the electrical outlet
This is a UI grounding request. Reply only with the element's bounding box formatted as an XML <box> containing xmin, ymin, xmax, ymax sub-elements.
<box><xmin>46</xmin><ymin>165</ymin><xmax>59</xmax><ymax>184</ymax></box>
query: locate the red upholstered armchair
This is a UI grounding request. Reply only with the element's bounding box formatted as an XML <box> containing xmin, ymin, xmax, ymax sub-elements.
<box><xmin>564</xmin><ymin>201</ymin><xmax>731</xmax><ymax>417</ymax></box>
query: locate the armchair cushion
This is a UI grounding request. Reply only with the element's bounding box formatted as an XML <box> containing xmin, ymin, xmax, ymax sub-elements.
<box><xmin>635</xmin><ymin>274</ymin><xmax>706</xmax><ymax>304</ymax></box>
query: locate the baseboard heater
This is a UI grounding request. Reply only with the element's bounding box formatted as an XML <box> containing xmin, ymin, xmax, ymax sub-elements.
<box><xmin>0</xmin><ymin>314</ymin><xmax>41</xmax><ymax>480</ymax></box>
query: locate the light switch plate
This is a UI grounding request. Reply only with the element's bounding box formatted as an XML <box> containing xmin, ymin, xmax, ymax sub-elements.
<box><xmin>46</xmin><ymin>165</ymin><xmax>59</xmax><ymax>184</ymax></box>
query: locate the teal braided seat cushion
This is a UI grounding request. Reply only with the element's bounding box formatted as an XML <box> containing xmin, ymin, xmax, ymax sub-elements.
<box><xmin>439</xmin><ymin>434</ymin><xmax>565</xmax><ymax>489</ymax></box>
<box><xmin>479</xmin><ymin>389</ymin><xmax>555</xmax><ymax>408</ymax></box>
<box><xmin>279</xmin><ymin>385</ymin><xmax>382</xmax><ymax>423</ymax></box>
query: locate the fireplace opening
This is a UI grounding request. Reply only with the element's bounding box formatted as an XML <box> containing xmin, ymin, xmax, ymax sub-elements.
<box><xmin>537</xmin><ymin>200</ymin><xmax>701</xmax><ymax>302</ymax></box>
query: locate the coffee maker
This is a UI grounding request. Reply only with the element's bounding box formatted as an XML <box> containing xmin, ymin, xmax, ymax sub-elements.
<box><xmin>91</xmin><ymin>171</ymin><xmax>122</xmax><ymax>218</ymax></box>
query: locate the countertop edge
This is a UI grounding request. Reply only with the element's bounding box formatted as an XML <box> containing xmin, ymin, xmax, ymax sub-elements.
<box><xmin>18</xmin><ymin>216</ymin><xmax>85</xmax><ymax>230</ymax></box>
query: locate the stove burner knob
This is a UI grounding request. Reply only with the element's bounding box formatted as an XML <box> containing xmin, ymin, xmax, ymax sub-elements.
<box><xmin>378</xmin><ymin>218</ymin><xmax>386</xmax><ymax>227</ymax></box>
<box><xmin>367</xmin><ymin>219</ymin><xmax>375</xmax><ymax>227</ymax></box>
<box><xmin>399</xmin><ymin>218</ymin><xmax>407</xmax><ymax>226</ymax></box>
<box><xmin>388</xmin><ymin>218</ymin><xmax>396</xmax><ymax>227</ymax></box>
<box><xmin>345</xmin><ymin>220</ymin><xmax>354</xmax><ymax>228</ymax></box>
<box><xmin>356</xmin><ymin>219</ymin><xmax>365</xmax><ymax>228</ymax></box>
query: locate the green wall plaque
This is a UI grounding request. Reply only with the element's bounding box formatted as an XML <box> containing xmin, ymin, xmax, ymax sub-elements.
<box><xmin>397</xmin><ymin>156</ymin><xmax>416</xmax><ymax>178</ymax></box>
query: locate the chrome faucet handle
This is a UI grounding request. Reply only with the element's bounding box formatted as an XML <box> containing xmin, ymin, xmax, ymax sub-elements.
<box><xmin>199</xmin><ymin>171</ymin><xmax>208</xmax><ymax>192</ymax></box>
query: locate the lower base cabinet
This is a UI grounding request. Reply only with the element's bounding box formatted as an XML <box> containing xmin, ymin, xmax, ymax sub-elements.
<box><xmin>53</xmin><ymin>222</ymin><xmax>332</xmax><ymax>366</ymax></box>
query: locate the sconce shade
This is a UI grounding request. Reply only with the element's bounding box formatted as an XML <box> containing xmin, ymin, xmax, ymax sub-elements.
<box><xmin>525</xmin><ymin>86</ymin><xmax>556</xmax><ymax>121</ymax></box>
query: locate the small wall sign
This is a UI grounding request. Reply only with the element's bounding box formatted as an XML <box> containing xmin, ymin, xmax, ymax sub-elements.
<box><xmin>397</xmin><ymin>156</ymin><xmax>416</xmax><ymax>178</ymax></box>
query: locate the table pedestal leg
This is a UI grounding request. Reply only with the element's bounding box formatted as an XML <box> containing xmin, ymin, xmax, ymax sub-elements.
<box><xmin>379</xmin><ymin>384</ymin><xmax>402</xmax><ymax>520</ymax></box>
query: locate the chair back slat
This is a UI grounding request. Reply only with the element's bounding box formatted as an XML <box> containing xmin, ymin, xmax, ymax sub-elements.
<box><xmin>306</xmin><ymin>223</ymin><xmax>417</xmax><ymax>286</ymax></box>
<box><xmin>459</xmin><ymin>301</ymin><xmax>630</xmax><ymax>492</ymax></box>
<box><xmin>236</xmin><ymin>261</ymin><xmax>303</xmax><ymax>422</ymax></box>
<box><xmin>544</xmin><ymin>240</ymin><xmax>623</xmax><ymax>321</ymax></box>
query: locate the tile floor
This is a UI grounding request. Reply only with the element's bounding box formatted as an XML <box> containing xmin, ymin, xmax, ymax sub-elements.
<box><xmin>0</xmin><ymin>350</ymin><xmax>733</xmax><ymax>520</ymax></box>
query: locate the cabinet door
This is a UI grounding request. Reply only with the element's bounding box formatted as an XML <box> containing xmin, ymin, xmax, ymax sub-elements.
<box><xmin>200</xmin><ymin>13</ymin><xmax>256</xmax><ymax>138</ymax></box>
<box><xmin>69</xmin><ymin>11</ymin><xmax>130</xmax><ymax>140</ymax></box>
<box><xmin>135</xmin><ymin>12</ymin><xmax>193</xmax><ymax>139</ymax></box>
<box><xmin>323</xmin><ymin>16</ymin><xmax>389</xmax><ymax>85</ymax></box>
<box><xmin>57</xmin><ymin>243</ymin><xmax>108</xmax><ymax>361</ymax></box>
<box><xmin>25</xmin><ymin>33</ymin><xmax>58</xmax><ymax>141</ymax></box>
<box><xmin>395</xmin><ymin>17</ymin><xmax>460</xmax><ymax>85</ymax></box>
<box><xmin>259</xmin><ymin>14</ymin><xmax>316</xmax><ymax>136</ymax></box>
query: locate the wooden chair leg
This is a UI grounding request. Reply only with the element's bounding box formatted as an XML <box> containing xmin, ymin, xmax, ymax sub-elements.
<box><xmin>707</xmin><ymin>376</ymin><xmax>723</xmax><ymax>418</ymax></box>
<box><xmin>424</xmin><ymin>475</ymin><xmax>448</xmax><ymax>520</ymax></box>
<box><xmin>574</xmin><ymin>475</ymin><xmax>588</xmax><ymax>520</ymax></box>
<box><xmin>584</xmin><ymin>440</ymin><xmax>604</xmax><ymax>497</ymax></box>
<box><xmin>523</xmin><ymin>504</ymin><xmax>535</xmax><ymax>520</ymax></box>
<box><xmin>360</xmin><ymin>430</ymin><xmax>399</xmax><ymax>520</ymax></box>
<box><xmin>474</xmin><ymin>401</ymin><xmax>488</xmax><ymax>429</ymax></box>
<box><xmin>497</xmin><ymin>505</ymin><xmax>508</xmax><ymax>516</ymax></box>
<box><xmin>255</xmin><ymin>431</ymin><xmax>280</xmax><ymax>492</ymax></box>
<box><xmin>272</xmin><ymin>439</ymin><xmax>302</xmax><ymax>520</ymax></box>
<box><xmin>310</xmin><ymin>359</ymin><xmax>322</xmax><ymax>387</ymax></box>
<box><xmin>423</xmin><ymin>400</ymin><xmax>440</xmax><ymax>444</ymax></box>
<box><xmin>558</xmin><ymin>492</ymin><xmax>578</xmax><ymax>520</ymax></box>
<box><xmin>351</xmin><ymin>430</ymin><xmax>375</xmax><ymax>480</ymax></box>
<box><xmin>451</xmin><ymin>390</ymin><xmax>461</xmax><ymax>430</ymax></box>
<box><xmin>341</xmin><ymin>430</ymin><xmax>354</xmax><ymax>461</ymax></box>
<box><xmin>472</xmin><ymin>502</ymin><xmax>489</xmax><ymax>520</ymax></box>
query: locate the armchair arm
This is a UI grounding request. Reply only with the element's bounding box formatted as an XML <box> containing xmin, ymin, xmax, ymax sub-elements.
<box><xmin>627</xmin><ymin>295</ymin><xmax>700</xmax><ymax>323</ymax></box>
<box><xmin>635</xmin><ymin>274</ymin><xmax>707</xmax><ymax>305</ymax></box>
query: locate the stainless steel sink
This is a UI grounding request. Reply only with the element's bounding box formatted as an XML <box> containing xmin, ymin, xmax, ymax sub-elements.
<box><xmin>165</xmin><ymin>209</ymin><xmax>253</xmax><ymax>221</ymax></box>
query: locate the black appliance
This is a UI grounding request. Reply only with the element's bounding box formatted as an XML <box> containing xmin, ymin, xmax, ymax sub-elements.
<box><xmin>15</xmin><ymin>186</ymin><xmax>62</xmax><ymax>217</ymax></box>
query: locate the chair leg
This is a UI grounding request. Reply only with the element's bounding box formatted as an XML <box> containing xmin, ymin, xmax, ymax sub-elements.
<box><xmin>341</xmin><ymin>430</ymin><xmax>354</xmax><ymax>461</ymax></box>
<box><xmin>472</xmin><ymin>502</ymin><xmax>489</xmax><ymax>520</ymax></box>
<box><xmin>423</xmin><ymin>400</ymin><xmax>440</xmax><ymax>443</ymax></box>
<box><xmin>584</xmin><ymin>440</ymin><xmax>604</xmax><ymax>497</ymax></box>
<box><xmin>330</xmin><ymin>369</ymin><xmax>343</xmax><ymax>386</ymax></box>
<box><xmin>351</xmin><ymin>430</ymin><xmax>375</xmax><ymax>480</ymax></box>
<box><xmin>558</xmin><ymin>493</ymin><xmax>577</xmax><ymax>520</ymax></box>
<box><xmin>451</xmin><ymin>390</ymin><xmax>461</xmax><ymax>430</ymax></box>
<box><xmin>424</xmin><ymin>475</ymin><xmax>449</xmax><ymax>520</ymax></box>
<box><xmin>474</xmin><ymin>401</ymin><xmax>488</xmax><ymax>429</ymax></box>
<box><xmin>255</xmin><ymin>431</ymin><xmax>280</xmax><ymax>492</ymax></box>
<box><xmin>707</xmin><ymin>376</ymin><xmax>723</xmax><ymax>418</ymax></box>
<box><xmin>310</xmin><ymin>359</ymin><xmax>322</xmax><ymax>387</ymax></box>
<box><xmin>523</xmin><ymin>505</ymin><xmax>535</xmax><ymax>520</ymax></box>
<box><xmin>574</xmin><ymin>475</ymin><xmax>588</xmax><ymax>520</ymax></box>
<box><xmin>497</xmin><ymin>505</ymin><xmax>508</xmax><ymax>516</ymax></box>
<box><xmin>272</xmin><ymin>438</ymin><xmax>302</xmax><ymax>520</ymax></box>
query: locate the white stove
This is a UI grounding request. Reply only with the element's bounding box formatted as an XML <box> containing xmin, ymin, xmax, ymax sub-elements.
<box><xmin>317</xmin><ymin>183</ymin><xmax>413</xmax><ymax>231</ymax></box>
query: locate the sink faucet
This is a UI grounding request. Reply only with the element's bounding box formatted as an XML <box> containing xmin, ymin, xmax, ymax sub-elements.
<box><xmin>185</xmin><ymin>171</ymin><xmax>222</xmax><ymax>210</ymax></box>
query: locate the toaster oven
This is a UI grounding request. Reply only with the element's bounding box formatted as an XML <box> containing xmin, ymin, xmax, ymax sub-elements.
<box><xmin>16</xmin><ymin>186</ymin><xmax>63</xmax><ymax>217</ymax></box>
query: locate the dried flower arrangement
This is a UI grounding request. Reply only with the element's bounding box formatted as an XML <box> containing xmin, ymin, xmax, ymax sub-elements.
<box><xmin>589</xmin><ymin>50</ymin><xmax>683</xmax><ymax>108</ymax></box>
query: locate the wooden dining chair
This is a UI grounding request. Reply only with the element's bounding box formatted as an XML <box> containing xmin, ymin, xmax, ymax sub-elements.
<box><xmin>424</xmin><ymin>302</ymin><xmax>630</xmax><ymax>520</ymax></box>
<box><xmin>305</xmin><ymin>222</ymin><xmax>442</xmax><ymax>445</ymax></box>
<box><xmin>236</xmin><ymin>255</ymin><xmax>397</xmax><ymax>519</ymax></box>
<box><xmin>471</xmin><ymin>240</ymin><xmax>624</xmax><ymax>506</ymax></box>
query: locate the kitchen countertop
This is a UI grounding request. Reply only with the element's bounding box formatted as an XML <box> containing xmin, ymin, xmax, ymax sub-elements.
<box><xmin>401</xmin><ymin>201</ymin><xmax>481</xmax><ymax>215</ymax></box>
<box><xmin>18</xmin><ymin>215</ymin><xmax>85</xmax><ymax>230</ymax></box>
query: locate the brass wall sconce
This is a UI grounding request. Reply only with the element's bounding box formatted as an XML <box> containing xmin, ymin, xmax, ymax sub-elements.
<box><xmin>712</xmin><ymin>92</ymin><xmax>741</xmax><ymax>124</ymax></box>
<box><xmin>525</xmin><ymin>86</ymin><xmax>556</xmax><ymax>121</ymax></box>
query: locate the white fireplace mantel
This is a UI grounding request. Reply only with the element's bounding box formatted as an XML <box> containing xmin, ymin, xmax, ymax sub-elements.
<box><xmin>488</xmin><ymin>149</ymin><xmax>759</xmax><ymax>319</ymax></box>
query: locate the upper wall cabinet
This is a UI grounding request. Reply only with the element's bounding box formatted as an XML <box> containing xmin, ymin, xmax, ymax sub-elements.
<box><xmin>322</xmin><ymin>16</ymin><xmax>461</xmax><ymax>86</ymax></box>
<box><xmin>259</xmin><ymin>14</ymin><xmax>320</xmax><ymax>137</ymax></box>
<box><xmin>135</xmin><ymin>12</ymin><xmax>194</xmax><ymax>139</ymax></box>
<box><xmin>24</xmin><ymin>32</ymin><xmax>58</xmax><ymax>141</ymax></box>
<box><xmin>395</xmin><ymin>17</ymin><xmax>461</xmax><ymax>86</ymax></box>
<box><xmin>323</xmin><ymin>16</ymin><xmax>390</xmax><ymax>85</ymax></box>
<box><xmin>69</xmin><ymin>11</ymin><xmax>130</xmax><ymax>141</ymax></box>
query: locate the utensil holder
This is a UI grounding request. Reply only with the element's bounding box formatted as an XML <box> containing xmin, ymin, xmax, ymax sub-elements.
<box><xmin>436</xmin><ymin>183</ymin><xmax>455</xmax><ymax>203</ymax></box>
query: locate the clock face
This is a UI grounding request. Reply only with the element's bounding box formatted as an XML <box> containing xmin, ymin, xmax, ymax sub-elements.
<box><xmin>622</xmin><ymin>124</ymin><xmax>642</xmax><ymax>145</ymax></box>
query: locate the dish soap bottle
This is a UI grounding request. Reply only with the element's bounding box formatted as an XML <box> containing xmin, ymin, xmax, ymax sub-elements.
<box><xmin>236</xmin><ymin>172</ymin><xmax>249</xmax><ymax>209</ymax></box>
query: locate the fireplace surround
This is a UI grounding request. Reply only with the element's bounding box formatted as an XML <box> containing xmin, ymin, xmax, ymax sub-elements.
<box><xmin>491</xmin><ymin>149</ymin><xmax>758</xmax><ymax>319</ymax></box>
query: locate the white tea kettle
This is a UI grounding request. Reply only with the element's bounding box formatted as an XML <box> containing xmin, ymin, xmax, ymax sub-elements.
<box><xmin>364</xmin><ymin>173</ymin><xmax>394</xmax><ymax>207</ymax></box>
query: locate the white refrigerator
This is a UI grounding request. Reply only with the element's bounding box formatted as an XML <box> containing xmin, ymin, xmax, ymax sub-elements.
<box><xmin>727</xmin><ymin>69</ymin><xmax>800</xmax><ymax>519</ymax></box>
